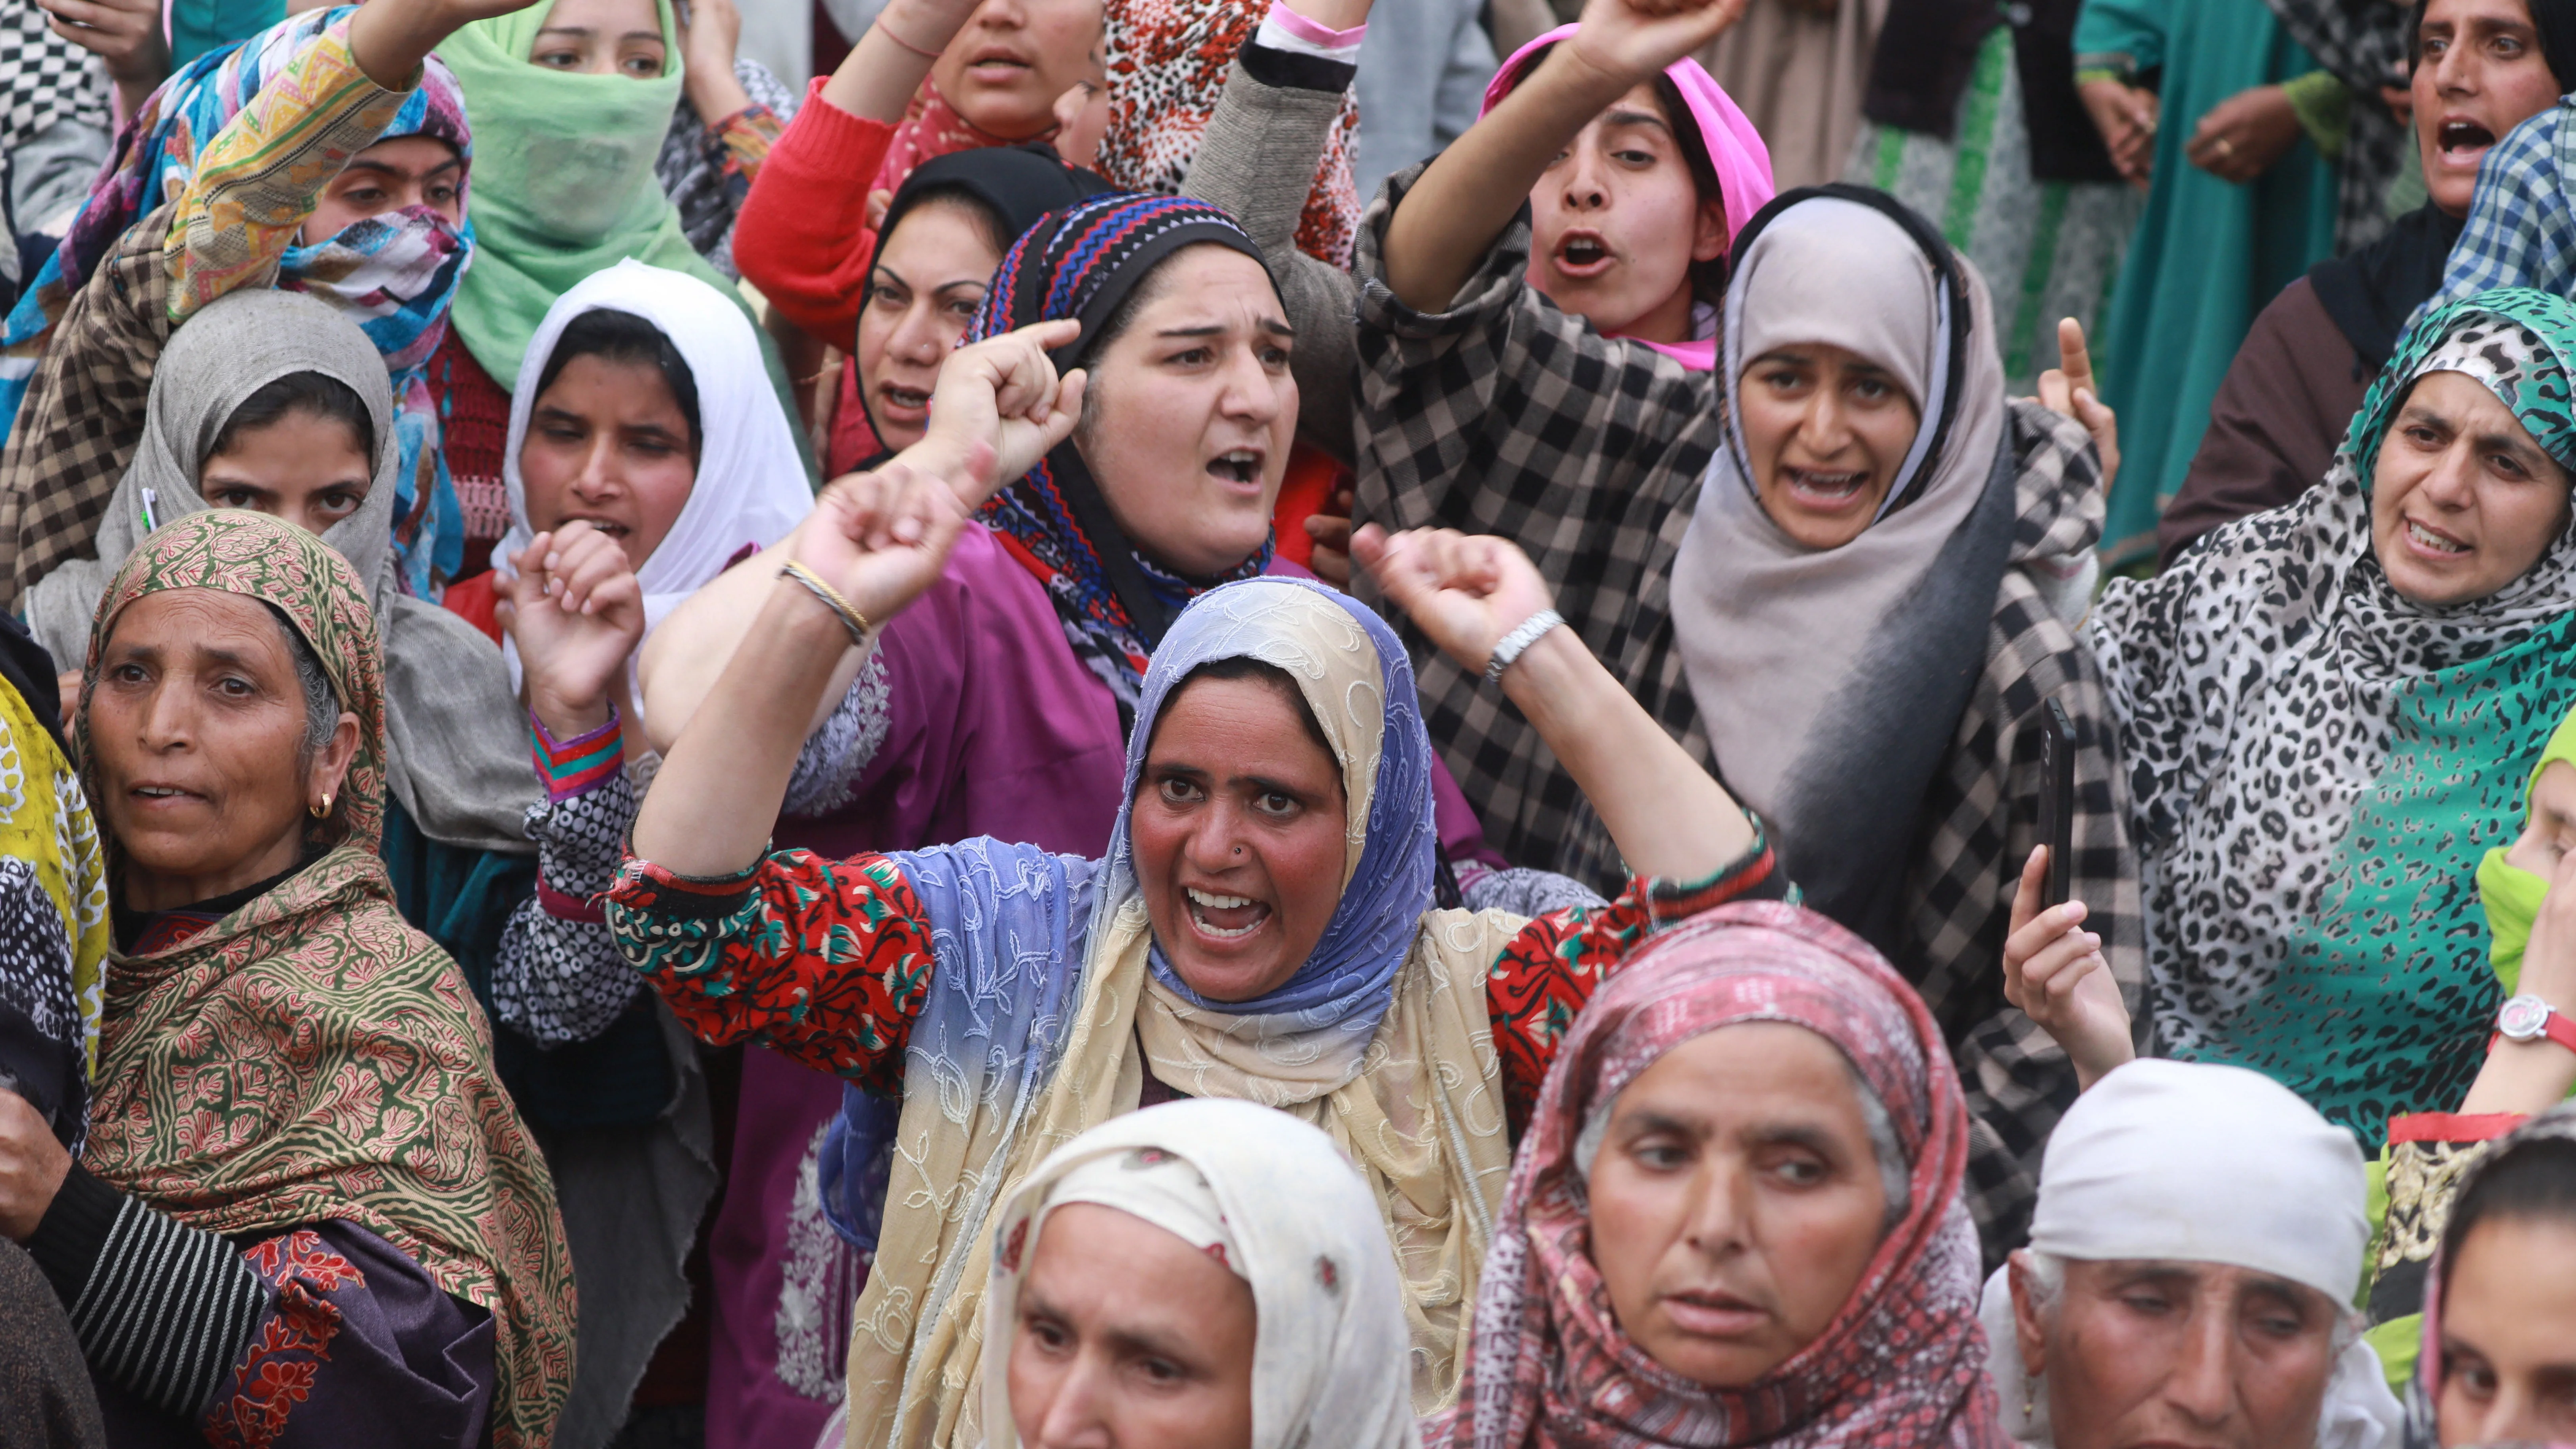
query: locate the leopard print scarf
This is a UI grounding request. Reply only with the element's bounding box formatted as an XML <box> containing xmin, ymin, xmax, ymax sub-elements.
<box><xmin>2090</xmin><ymin>289</ymin><xmax>2576</xmax><ymax>1146</ymax></box>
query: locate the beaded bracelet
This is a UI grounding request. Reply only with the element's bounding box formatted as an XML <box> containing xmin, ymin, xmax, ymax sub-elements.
<box><xmin>778</xmin><ymin>560</ymin><xmax>873</xmax><ymax>647</ymax></box>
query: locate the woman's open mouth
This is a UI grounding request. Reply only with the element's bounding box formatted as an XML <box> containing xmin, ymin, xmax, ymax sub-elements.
<box><xmin>1185</xmin><ymin>886</ymin><xmax>1271</xmax><ymax>940</ymax></box>
<box><xmin>2403</xmin><ymin>516</ymin><xmax>2471</xmax><ymax>558</ymax></box>
<box><xmin>877</xmin><ymin>383</ymin><xmax>932</xmax><ymax>419</ymax></box>
<box><xmin>1554</xmin><ymin>232</ymin><xmax>1614</xmax><ymax>278</ymax></box>
<box><xmin>1782</xmin><ymin>464</ymin><xmax>1873</xmax><ymax>512</ymax></box>
<box><xmin>2439</xmin><ymin>118</ymin><xmax>2498</xmax><ymax>166</ymax></box>
<box><xmin>1206</xmin><ymin>449</ymin><xmax>1265</xmax><ymax>487</ymax></box>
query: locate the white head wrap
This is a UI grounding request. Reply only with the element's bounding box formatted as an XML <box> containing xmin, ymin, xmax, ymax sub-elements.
<box><xmin>1979</xmin><ymin>1059</ymin><xmax>2401</xmax><ymax>1449</ymax></box>
<box><xmin>493</xmin><ymin>258</ymin><xmax>813</xmax><ymax>700</ymax></box>
<box><xmin>979</xmin><ymin>1098</ymin><xmax>1420</xmax><ymax>1449</ymax></box>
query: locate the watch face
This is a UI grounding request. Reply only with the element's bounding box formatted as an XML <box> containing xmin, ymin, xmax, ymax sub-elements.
<box><xmin>2500</xmin><ymin>994</ymin><xmax>2551</xmax><ymax>1040</ymax></box>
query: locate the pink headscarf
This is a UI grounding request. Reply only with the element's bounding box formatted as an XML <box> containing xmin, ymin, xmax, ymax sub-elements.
<box><xmin>1482</xmin><ymin>24</ymin><xmax>1774</xmax><ymax>371</ymax></box>
<box><xmin>1428</xmin><ymin>901</ymin><xmax>2003</xmax><ymax>1449</ymax></box>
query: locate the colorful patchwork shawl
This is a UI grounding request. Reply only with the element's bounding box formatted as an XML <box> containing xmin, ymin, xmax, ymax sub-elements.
<box><xmin>0</xmin><ymin>7</ymin><xmax>473</xmax><ymax>596</ymax></box>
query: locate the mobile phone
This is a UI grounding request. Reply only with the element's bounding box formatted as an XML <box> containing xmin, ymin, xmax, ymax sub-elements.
<box><xmin>2036</xmin><ymin>698</ymin><xmax>2075</xmax><ymax>909</ymax></box>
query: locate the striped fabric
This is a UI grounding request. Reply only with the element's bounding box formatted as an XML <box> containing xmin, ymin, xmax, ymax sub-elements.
<box><xmin>67</xmin><ymin>1193</ymin><xmax>266</xmax><ymax>1419</ymax></box>
<box><xmin>526</xmin><ymin>708</ymin><xmax>621</xmax><ymax>803</ymax></box>
<box><xmin>1848</xmin><ymin>28</ymin><xmax>2141</xmax><ymax>393</ymax></box>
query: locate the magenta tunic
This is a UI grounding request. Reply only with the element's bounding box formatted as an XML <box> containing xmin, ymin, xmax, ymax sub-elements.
<box><xmin>705</xmin><ymin>523</ymin><xmax>1123</xmax><ymax>1449</ymax></box>
<box><xmin>703</xmin><ymin>529</ymin><xmax>1499</xmax><ymax>1449</ymax></box>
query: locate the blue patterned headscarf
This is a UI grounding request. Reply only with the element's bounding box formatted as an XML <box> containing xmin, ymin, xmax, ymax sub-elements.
<box><xmin>0</xmin><ymin>7</ymin><xmax>474</xmax><ymax>597</ymax></box>
<box><xmin>967</xmin><ymin>193</ymin><xmax>1278</xmax><ymax>718</ymax></box>
<box><xmin>1114</xmin><ymin>575</ymin><xmax>1437</xmax><ymax>1043</ymax></box>
<box><xmin>821</xmin><ymin>576</ymin><xmax>1440</xmax><ymax>1249</ymax></box>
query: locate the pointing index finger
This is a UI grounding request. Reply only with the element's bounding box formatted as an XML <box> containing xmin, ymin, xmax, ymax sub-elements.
<box><xmin>2057</xmin><ymin>317</ymin><xmax>2094</xmax><ymax>395</ymax></box>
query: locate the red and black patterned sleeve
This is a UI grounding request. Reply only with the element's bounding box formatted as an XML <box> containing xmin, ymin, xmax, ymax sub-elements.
<box><xmin>602</xmin><ymin>849</ymin><xmax>937</xmax><ymax>1095</ymax></box>
<box><xmin>1484</xmin><ymin>821</ymin><xmax>1787</xmax><ymax>1139</ymax></box>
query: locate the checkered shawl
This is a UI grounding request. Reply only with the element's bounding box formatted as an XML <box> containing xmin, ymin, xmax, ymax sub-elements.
<box><xmin>2262</xmin><ymin>0</ymin><xmax>2411</xmax><ymax>252</ymax></box>
<box><xmin>1351</xmin><ymin>180</ymin><xmax>2141</xmax><ymax>1261</ymax></box>
<box><xmin>0</xmin><ymin>204</ymin><xmax>173</xmax><ymax>610</ymax></box>
<box><xmin>2418</xmin><ymin>101</ymin><xmax>2576</xmax><ymax>329</ymax></box>
<box><xmin>1429</xmin><ymin>902</ymin><xmax>2005</xmax><ymax>1449</ymax></box>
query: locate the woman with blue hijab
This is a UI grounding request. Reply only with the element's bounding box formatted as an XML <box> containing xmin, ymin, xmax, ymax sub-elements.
<box><xmin>598</xmin><ymin>435</ymin><xmax>1784</xmax><ymax>1439</ymax></box>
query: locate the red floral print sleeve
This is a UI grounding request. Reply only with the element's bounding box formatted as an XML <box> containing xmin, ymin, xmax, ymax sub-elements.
<box><xmin>603</xmin><ymin>848</ymin><xmax>936</xmax><ymax>1097</ymax></box>
<box><xmin>1485</xmin><ymin>823</ymin><xmax>1786</xmax><ymax>1139</ymax></box>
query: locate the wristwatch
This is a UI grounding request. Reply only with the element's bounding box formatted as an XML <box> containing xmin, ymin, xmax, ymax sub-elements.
<box><xmin>2492</xmin><ymin>993</ymin><xmax>2576</xmax><ymax>1057</ymax></box>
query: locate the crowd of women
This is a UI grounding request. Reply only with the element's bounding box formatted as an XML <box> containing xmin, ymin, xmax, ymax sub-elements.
<box><xmin>0</xmin><ymin>0</ymin><xmax>2568</xmax><ymax>1440</ymax></box>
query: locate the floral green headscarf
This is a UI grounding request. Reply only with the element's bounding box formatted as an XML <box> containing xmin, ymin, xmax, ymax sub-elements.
<box><xmin>71</xmin><ymin>511</ymin><xmax>576</xmax><ymax>1449</ymax></box>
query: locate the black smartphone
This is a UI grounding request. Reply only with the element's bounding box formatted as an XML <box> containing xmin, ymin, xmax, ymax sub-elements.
<box><xmin>2036</xmin><ymin>698</ymin><xmax>2075</xmax><ymax>909</ymax></box>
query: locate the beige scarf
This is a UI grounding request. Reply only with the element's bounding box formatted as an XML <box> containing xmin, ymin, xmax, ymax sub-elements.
<box><xmin>842</xmin><ymin>583</ymin><xmax>1522</xmax><ymax>1448</ymax></box>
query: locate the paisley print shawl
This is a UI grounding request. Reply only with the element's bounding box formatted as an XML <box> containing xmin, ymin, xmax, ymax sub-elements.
<box><xmin>2089</xmin><ymin>288</ymin><xmax>2576</xmax><ymax>1145</ymax></box>
<box><xmin>69</xmin><ymin>511</ymin><xmax>576</xmax><ymax>1449</ymax></box>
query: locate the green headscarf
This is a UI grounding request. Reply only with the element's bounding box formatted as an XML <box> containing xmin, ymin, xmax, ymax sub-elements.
<box><xmin>2478</xmin><ymin>706</ymin><xmax>2576</xmax><ymax>991</ymax></box>
<box><xmin>439</xmin><ymin>0</ymin><xmax>739</xmax><ymax>391</ymax></box>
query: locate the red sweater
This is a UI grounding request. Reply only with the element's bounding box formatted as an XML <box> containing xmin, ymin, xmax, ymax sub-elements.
<box><xmin>732</xmin><ymin>79</ymin><xmax>897</xmax><ymax>356</ymax></box>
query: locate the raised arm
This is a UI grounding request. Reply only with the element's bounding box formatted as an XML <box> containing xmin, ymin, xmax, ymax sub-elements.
<box><xmin>1181</xmin><ymin>0</ymin><xmax>1368</xmax><ymax>462</ymax></box>
<box><xmin>169</xmin><ymin>0</ymin><xmax>549</xmax><ymax>321</ymax></box>
<box><xmin>1355</xmin><ymin>524</ymin><xmax>1753</xmax><ymax>878</ymax></box>
<box><xmin>1378</xmin><ymin>0</ymin><xmax>1741</xmax><ymax>315</ymax></box>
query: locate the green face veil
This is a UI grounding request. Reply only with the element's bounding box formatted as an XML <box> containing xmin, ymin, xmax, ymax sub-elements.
<box><xmin>2479</xmin><ymin>705</ymin><xmax>2576</xmax><ymax>990</ymax></box>
<box><xmin>438</xmin><ymin>0</ymin><xmax>736</xmax><ymax>390</ymax></box>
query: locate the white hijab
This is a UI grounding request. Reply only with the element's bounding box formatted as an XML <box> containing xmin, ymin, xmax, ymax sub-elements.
<box><xmin>1979</xmin><ymin>1058</ymin><xmax>2402</xmax><ymax>1449</ymax></box>
<box><xmin>493</xmin><ymin>259</ymin><xmax>811</xmax><ymax>691</ymax></box>
<box><xmin>977</xmin><ymin>1098</ymin><xmax>1420</xmax><ymax>1449</ymax></box>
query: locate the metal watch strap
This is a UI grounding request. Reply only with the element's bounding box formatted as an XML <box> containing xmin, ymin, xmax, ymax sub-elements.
<box><xmin>1484</xmin><ymin>609</ymin><xmax>1565</xmax><ymax>684</ymax></box>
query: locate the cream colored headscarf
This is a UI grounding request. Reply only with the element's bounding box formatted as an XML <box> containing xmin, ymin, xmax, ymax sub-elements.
<box><xmin>977</xmin><ymin>1099</ymin><xmax>1420</xmax><ymax>1449</ymax></box>
<box><xmin>842</xmin><ymin>579</ymin><xmax>1522</xmax><ymax>1447</ymax></box>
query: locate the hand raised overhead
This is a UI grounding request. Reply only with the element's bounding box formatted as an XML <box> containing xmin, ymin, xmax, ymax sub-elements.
<box><xmin>349</xmin><ymin>0</ymin><xmax>563</xmax><ymax>89</ymax></box>
<box><xmin>1563</xmin><ymin>0</ymin><xmax>1748</xmax><ymax>89</ymax></box>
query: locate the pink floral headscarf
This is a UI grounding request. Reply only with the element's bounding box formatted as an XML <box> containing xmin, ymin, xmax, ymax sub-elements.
<box><xmin>1430</xmin><ymin>901</ymin><xmax>2002</xmax><ymax>1449</ymax></box>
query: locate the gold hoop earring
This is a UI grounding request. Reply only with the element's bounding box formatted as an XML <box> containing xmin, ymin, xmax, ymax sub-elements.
<box><xmin>310</xmin><ymin>792</ymin><xmax>331</xmax><ymax>819</ymax></box>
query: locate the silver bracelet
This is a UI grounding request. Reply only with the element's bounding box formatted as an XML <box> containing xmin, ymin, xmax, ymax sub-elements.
<box><xmin>1484</xmin><ymin>609</ymin><xmax>1564</xmax><ymax>684</ymax></box>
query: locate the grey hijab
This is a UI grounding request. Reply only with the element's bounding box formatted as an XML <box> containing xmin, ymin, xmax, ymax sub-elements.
<box><xmin>24</xmin><ymin>290</ymin><xmax>537</xmax><ymax>854</ymax></box>
<box><xmin>1669</xmin><ymin>192</ymin><xmax>2015</xmax><ymax>954</ymax></box>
